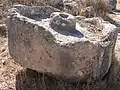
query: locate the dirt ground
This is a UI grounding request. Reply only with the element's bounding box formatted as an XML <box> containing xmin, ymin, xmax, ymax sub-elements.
<box><xmin>0</xmin><ymin>0</ymin><xmax>120</xmax><ymax>90</ymax></box>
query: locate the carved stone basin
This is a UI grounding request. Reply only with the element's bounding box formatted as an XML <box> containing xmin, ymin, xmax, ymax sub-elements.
<box><xmin>7</xmin><ymin>4</ymin><xmax>118</xmax><ymax>82</ymax></box>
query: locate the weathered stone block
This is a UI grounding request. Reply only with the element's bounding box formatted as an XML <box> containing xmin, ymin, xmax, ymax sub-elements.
<box><xmin>7</xmin><ymin>5</ymin><xmax>117</xmax><ymax>82</ymax></box>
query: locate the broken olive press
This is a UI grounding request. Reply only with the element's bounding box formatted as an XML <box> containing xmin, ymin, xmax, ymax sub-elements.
<box><xmin>7</xmin><ymin>4</ymin><xmax>117</xmax><ymax>82</ymax></box>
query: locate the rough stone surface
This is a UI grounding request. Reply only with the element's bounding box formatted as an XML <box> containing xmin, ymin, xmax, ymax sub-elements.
<box><xmin>7</xmin><ymin>5</ymin><xmax>118</xmax><ymax>83</ymax></box>
<box><xmin>50</xmin><ymin>12</ymin><xmax>76</xmax><ymax>31</ymax></box>
<box><xmin>109</xmin><ymin>0</ymin><xmax>117</xmax><ymax>10</ymax></box>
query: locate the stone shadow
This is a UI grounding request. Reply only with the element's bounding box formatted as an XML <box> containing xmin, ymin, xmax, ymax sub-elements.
<box><xmin>15</xmin><ymin>51</ymin><xmax>120</xmax><ymax>90</ymax></box>
<box><xmin>56</xmin><ymin>29</ymin><xmax>84</xmax><ymax>38</ymax></box>
<box><xmin>15</xmin><ymin>69</ymin><xmax>84</xmax><ymax>90</ymax></box>
<box><xmin>15</xmin><ymin>53</ymin><xmax>120</xmax><ymax>90</ymax></box>
<box><xmin>113</xmin><ymin>9</ymin><xmax>120</xmax><ymax>14</ymax></box>
<box><xmin>106</xmin><ymin>52</ymin><xmax>120</xmax><ymax>90</ymax></box>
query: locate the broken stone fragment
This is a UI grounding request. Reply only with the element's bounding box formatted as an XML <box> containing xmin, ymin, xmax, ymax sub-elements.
<box><xmin>7</xmin><ymin>5</ymin><xmax>118</xmax><ymax>83</ymax></box>
<box><xmin>50</xmin><ymin>12</ymin><xmax>76</xmax><ymax>31</ymax></box>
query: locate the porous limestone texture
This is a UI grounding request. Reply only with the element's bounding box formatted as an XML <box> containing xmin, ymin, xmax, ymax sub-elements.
<box><xmin>7</xmin><ymin>4</ymin><xmax>118</xmax><ymax>83</ymax></box>
<box><xmin>50</xmin><ymin>12</ymin><xmax>76</xmax><ymax>31</ymax></box>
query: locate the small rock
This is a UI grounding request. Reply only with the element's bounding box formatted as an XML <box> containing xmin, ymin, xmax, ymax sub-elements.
<box><xmin>77</xmin><ymin>71</ymin><xmax>83</xmax><ymax>76</ymax></box>
<box><xmin>1</xmin><ymin>47</ymin><xmax>6</xmax><ymax>52</ymax></box>
<box><xmin>2</xmin><ymin>60</ymin><xmax>6</xmax><ymax>65</ymax></box>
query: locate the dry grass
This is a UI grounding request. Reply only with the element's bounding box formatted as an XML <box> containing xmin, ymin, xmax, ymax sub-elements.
<box><xmin>77</xmin><ymin>0</ymin><xmax>109</xmax><ymax>17</ymax></box>
<box><xmin>10</xmin><ymin>0</ymin><xmax>110</xmax><ymax>17</ymax></box>
<box><xmin>10</xmin><ymin>0</ymin><xmax>45</xmax><ymax>6</ymax></box>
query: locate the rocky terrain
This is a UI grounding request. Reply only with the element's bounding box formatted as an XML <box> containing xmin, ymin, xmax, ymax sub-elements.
<box><xmin>0</xmin><ymin>0</ymin><xmax>120</xmax><ymax>90</ymax></box>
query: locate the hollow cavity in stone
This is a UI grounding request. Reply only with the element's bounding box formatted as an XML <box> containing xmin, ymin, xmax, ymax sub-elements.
<box><xmin>50</xmin><ymin>12</ymin><xmax>76</xmax><ymax>32</ymax></box>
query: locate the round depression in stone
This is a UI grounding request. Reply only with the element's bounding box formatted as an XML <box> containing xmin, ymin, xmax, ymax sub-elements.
<box><xmin>76</xmin><ymin>17</ymin><xmax>116</xmax><ymax>41</ymax></box>
<box><xmin>13</xmin><ymin>4</ymin><xmax>60</xmax><ymax>21</ymax></box>
<box><xmin>50</xmin><ymin>12</ymin><xmax>76</xmax><ymax>31</ymax></box>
